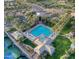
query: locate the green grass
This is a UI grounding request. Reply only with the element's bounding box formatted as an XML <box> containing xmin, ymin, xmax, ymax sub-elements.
<box><xmin>7</xmin><ymin>28</ymin><xmax>16</xmax><ymax>32</ymax></box>
<box><xmin>45</xmin><ymin>36</ymin><xmax>71</xmax><ymax>59</ymax></box>
<box><xmin>45</xmin><ymin>17</ymin><xmax>74</xmax><ymax>59</ymax></box>
<box><xmin>21</xmin><ymin>37</ymin><xmax>36</xmax><ymax>48</ymax></box>
<box><xmin>68</xmin><ymin>52</ymin><xmax>75</xmax><ymax>59</ymax></box>
<box><xmin>61</xmin><ymin>17</ymin><xmax>75</xmax><ymax>34</ymax></box>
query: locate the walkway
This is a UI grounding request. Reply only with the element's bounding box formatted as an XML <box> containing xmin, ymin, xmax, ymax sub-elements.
<box><xmin>5</xmin><ymin>32</ymin><xmax>32</xmax><ymax>59</ymax></box>
<box><xmin>51</xmin><ymin>11</ymin><xmax>71</xmax><ymax>40</ymax></box>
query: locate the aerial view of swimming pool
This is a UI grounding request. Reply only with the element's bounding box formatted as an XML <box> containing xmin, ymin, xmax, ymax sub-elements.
<box><xmin>30</xmin><ymin>24</ymin><xmax>53</xmax><ymax>42</ymax></box>
<box><xmin>30</xmin><ymin>24</ymin><xmax>53</xmax><ymax>37</ymax></box>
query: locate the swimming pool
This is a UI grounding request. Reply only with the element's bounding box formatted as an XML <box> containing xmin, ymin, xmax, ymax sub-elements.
<box><xmin>5</xmin><ymin>50</ymin><xmax>15</xmax><ymax>59</ymax></box>
<box><xmin>4</xmin><ymin>34</ymin><xmax>28</xmax><ymax>59</ymax></box>
<box><xmin>30</xmin><ymin>24</ymin><xmax>53</xmax><ymax>42</ymax></box>
<box><xmin>30</xmin><ymin>24</ymin><xmax>53</xmax><ymax>37</ymax></box>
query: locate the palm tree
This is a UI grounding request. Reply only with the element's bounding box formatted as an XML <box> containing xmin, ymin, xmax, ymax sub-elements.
<box><xmin>26</xmin><ymin>12</ymin><xmax>37</xmax><ymax>26</ymax></box>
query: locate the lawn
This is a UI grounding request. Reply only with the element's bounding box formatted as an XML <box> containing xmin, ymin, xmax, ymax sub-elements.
<box><xmin>45</xmin><ymin>35</ymin><xmax>71</xmax><ymax>59</ymax></box>
<box><xmin>21</xmin><ymin>37</ymin><xmax>36</xmax><ymax>48</ymax></box>
<box><xmin>7</xmin><ymin>28</ymin><xmax>16</xmax><ymax>32</ymax></box>
<box><xmin>61</xmin><ymin>17</ymin><xmax>75</xmax><ymax>34</ymax></box>
<box><xmin>44</xmin><ymin>17</ymin><xmax>74</xmax><ymax>59</ymax></box>
<box><xmin>68</xmin><ymin>52</ymin><xmax>75</xmax><ymax>59</ymax></box>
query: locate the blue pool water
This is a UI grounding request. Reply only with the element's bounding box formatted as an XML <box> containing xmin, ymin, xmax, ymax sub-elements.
<box><xmin>31</xmin><ymin>24</ymin><xmax>53</xmax><ymax>37</ymax></box>
<box><xmin>4</xmin><ymin>50</ymin><xmax>15</xmax><ymax>59</ymax></box>
<box><xmin>4</xmin><ymin>34</ymin><xmax>28</xmax><ymax>59</ymax></box>
<box><xmin>4</xmin><ymin>37</ymin><xmax>12</xmax><ymax>49</ymax></box>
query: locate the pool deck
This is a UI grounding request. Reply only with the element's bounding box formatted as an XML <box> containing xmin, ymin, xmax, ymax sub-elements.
<box><xmin>23</xmin><ymin>24</ymin><xmax>54</xmax><ymax>44</ymax></box>
<box><xmin>4</xmin><ymin>23</ymin><xmax>57</xmax><ymax>58</ymax></box>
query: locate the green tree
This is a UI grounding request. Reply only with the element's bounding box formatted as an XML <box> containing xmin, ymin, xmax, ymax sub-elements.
<box><xmin>6</xmin><ymin>16</ymin><xmax>14</xmax><ymax>23</ymax></box>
